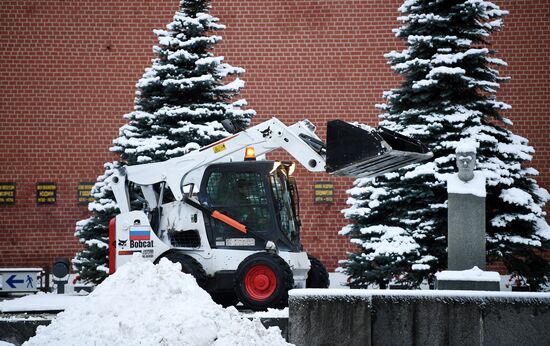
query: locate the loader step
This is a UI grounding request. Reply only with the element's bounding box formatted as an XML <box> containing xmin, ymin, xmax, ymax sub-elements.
<box><xmin>325</xmin><ymin>120</ymin><xmax>432</xmax><ymax>178</ymax></box>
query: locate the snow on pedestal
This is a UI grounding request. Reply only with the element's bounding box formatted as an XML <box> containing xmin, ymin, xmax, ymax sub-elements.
<box><xmin>436</xmin><ymin>266</ymin><xmax>500</xmax><ymax>291</ymax></box>
<box><xmin>436</xmin><ymin>266</ymin><xmax>500</xmax><ymax>282</ymax></box>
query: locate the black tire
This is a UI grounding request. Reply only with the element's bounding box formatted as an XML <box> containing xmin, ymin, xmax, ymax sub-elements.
<box><xmin>211</xmin><ymin>292</ymin><xmax>240</xmax><ymax>307</ymax></box>
<box><xmin>306</xmin><ymin>254</ymin><xmax>330</xmax><ymax>288</ymax></box>
<box><xmin>234</xmin><ymin>252</ymin><xmax>294</xmax><ymax>311</ymax></box>
<box><xmin>160</xmin><ymin>251</ymin><xmax>208</xmax><ymax>289</ymax></box>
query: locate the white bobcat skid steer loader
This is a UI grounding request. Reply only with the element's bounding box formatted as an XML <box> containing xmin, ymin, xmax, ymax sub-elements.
<box><xmin>107</xmin><ymin>118</ymin><xmax>431</xmax><ymax>310</ymax></box>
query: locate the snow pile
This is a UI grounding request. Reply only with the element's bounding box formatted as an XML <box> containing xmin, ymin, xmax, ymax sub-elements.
<box><xmin>435</xmin><ymin>267</ymin><xmax>500</xmax><ymax>282</ymax></box>
<box><xmin>24</xmin><ymin>256</ymin><xmax>291</xmax><ymax>346</ymax></box>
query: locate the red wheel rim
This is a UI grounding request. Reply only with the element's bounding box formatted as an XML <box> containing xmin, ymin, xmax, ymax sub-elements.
<box><xmin>244</xmin><ymin>264</ymin><xmax>277</xmax><ymax>301</ymax></box>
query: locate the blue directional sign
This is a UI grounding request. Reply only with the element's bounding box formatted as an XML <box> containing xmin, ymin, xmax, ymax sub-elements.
<box><xmin>1</xmin><ymin>270</ymin><xmax>39</xmax><ymax>292</ymax></box>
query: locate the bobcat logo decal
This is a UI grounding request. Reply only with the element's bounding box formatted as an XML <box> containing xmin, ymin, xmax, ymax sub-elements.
<box><xmin>260</xmin><ymin>126</ymin><xmax>272</xmax><ymax>138</ymax></box>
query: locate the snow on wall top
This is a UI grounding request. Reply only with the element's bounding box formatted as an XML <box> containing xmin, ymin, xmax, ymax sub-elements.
<box><xmin>289</xmin><ymin>288</ymin><xmax>550</xmax><ymax>302</ymax></box>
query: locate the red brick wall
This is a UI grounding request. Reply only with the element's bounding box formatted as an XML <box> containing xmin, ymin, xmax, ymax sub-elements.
<box><xmin>1</xmin><ymin>0</ymin><xmax>548</xmax><ymax>272</ymax></box>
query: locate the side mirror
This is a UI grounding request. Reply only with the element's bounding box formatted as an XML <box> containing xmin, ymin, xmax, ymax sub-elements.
<box><xmin>221</xmin><ymin>119</ymin><xmax>237</xmax><ymax>133</ymax></box>
<box><xmin>221</xmin><ymin>119</ymin><xmax>247</xmax><ymax>134</ymax></box>
<box><xmin>183</xmin><ymin>183</ymin><xmax>195</xmax><ymax>199</ymax></box>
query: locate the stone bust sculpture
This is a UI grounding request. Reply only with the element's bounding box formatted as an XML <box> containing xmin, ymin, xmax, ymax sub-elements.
<box><xmin>455</xmin><ymin>139</ymin><xmax>478</xmax><ymax>182</ymax></box>
<box><xmin>447</xmin><ymin>138</ymin><xmax>485</xmax><ymax>196</ymax></box>
<box><xmin>456</xmin><ymin>151</ymin><xmax>476</xmax><ymax>182</ymax></box>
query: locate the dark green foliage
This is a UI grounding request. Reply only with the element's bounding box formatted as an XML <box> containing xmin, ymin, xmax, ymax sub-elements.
<box><xmin>74</xmin><ymin>0</ymin><xmax>255</xmax><ymax>284</ymax></box>
<box><xmin>340</xmin><ymin>0</ymin><xmax>549</xmax><ymax>290</ymax></box>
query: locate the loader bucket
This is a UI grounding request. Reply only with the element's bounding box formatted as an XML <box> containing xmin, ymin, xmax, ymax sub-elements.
<box><xmin>325</xmin><ymin>120</ymin><xmax>432</xmax><ymax>178</ymax></box>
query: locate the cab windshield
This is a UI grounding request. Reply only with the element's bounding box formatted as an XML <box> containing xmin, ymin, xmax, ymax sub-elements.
<box><xmin>269</xmin><ymin>165</ymin><xmax>299</xmax><ymax>244</ymax></box>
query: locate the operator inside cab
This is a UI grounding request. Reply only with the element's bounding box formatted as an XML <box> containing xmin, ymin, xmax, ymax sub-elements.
<box><xmin>232</xmin><ymin>177</ymin><xmax>269</xmax><ymax>229</ymax></box>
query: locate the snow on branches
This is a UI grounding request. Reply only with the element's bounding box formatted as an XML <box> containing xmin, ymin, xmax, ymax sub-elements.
<box><xmin>340</xmin><ymin>0</ymin><xmax>549</xmax><ymax>290</ymax></box>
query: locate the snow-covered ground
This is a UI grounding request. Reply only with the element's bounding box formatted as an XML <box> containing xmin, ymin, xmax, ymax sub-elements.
<box><xmin>0</xmin><ymin>271</ymin><xmax>351</xmax><ymax>314</ymax></box>
<box><xmin>0</xmin><ymin>293</ymin><xmax>85</xmax><ymax>313</ymax></box>
<box><xmin>0</xmin><ymin>265</ymin><xmax>353</xmax><ymax>345</ymax></box>
<box><xmin>0</xmin><ymin>262</ymin><xmax>526</xmax><ymax>346</ymax></box>
<box><xmin>1</xmin><ymin>270</ymin><xmax>519</xmax><ymax>314</ymax></box>
<box><xmin>328</xmin><ymin>272</ymin><xmax>350</xmax><ymax>289</ymax></box>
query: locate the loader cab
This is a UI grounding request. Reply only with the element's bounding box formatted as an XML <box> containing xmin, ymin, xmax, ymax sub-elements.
<box><xmin>198</xmin><ymin>161</ymin><xmax>301</xmax><ymax>252</ymax></box>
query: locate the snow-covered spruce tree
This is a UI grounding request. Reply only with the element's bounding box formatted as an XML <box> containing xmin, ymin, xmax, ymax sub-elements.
<box><xmin>73</xmin><ymin>162</ymin><xmax>121</xmax><ymax>283</ymax></box>
<box><xmin>340</xmin><ymin>0</ymin><xmax>550</xmax><ymax>290</ymax></box>
<box><xmin>74</xmin><ymin>0</ymin><xmax>255</xmax><ymax>284</ymax></box>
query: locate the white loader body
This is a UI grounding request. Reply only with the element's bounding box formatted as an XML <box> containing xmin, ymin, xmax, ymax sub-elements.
<box><xmin>112</xmin><ymin>207</ymin><xmax>310</xmax><ymax>288</ymax></box>
<box><xmin>107</xmin><ymin>117</ymin><xmax>431</xmax><ymax>309</ymax></box>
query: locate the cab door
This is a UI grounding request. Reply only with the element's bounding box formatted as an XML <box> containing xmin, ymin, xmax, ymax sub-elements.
<box><xmin>199</xmin><ymin>164</ymin><xmax>276</xmax><ymax>250</ymax></box>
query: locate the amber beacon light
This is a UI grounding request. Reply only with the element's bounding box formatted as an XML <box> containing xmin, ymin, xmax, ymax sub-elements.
<box><xmin>244</xmin><ymin>146</ymin><xmax>256</xmax><ymax>161</ymax></box>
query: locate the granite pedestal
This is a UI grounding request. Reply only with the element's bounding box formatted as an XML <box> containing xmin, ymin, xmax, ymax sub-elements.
<box><xmin>447</xmin><ymin>192</ymin><xmax>486</xmax><ymax>270</ymax></box>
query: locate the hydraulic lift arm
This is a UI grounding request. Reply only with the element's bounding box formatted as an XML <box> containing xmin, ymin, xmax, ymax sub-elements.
<box><xmin>109</xmin><ymin>118</ymin><xmax>325</xmax><ymax>212</ymax></box>
<box><xmin>108</xmin><ymin>118</ymin><xmax>432</xmax><ymax>213</ymax></box>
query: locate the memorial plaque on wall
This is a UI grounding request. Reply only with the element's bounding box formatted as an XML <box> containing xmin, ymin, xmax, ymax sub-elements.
<box><xmin>314</xmin><ymin>181</ymin><xmax>334</xmax><ymax>204</ymax></box>
<box><xmin>77</xmin><ymin>182</ymin><xmax>95</xmax><ymax>205</ymax></box>
<box><xmin>36</xmin><ymin>182</ymin><xmax>56</xmax><ymax>204</ymax></box>
<box><xmin>0</xmin><ymin>182</ymin><xmax>16</xmax><ymax>205</ymax></box>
